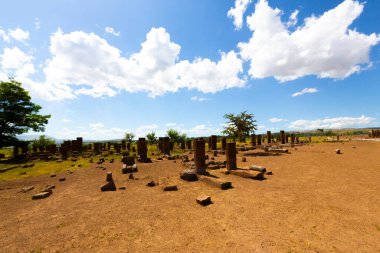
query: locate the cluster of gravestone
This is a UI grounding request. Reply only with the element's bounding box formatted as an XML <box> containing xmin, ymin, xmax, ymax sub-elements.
<box><xmin>370</xmin><ymin>129</ymin><xmax>380</xmax><ymax>138</ymax></box>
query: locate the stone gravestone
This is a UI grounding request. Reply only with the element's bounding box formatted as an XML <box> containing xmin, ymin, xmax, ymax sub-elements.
<box><xmin>267</xmin><ymin>131</ymin><xmax>272</xmax><ymax>144</ymax></box>
<box><xmin>257</xmin><ymin>134</ymin><xmax>262</xmax><ymax>146</ymax></box>
<box><xmin>61</xmin><ymin>145</ymin><xmax>68</xmax><ymax>160</ymax></box>
<box><xmin>94</xmin><ymin>143</ymin><xmax>101</xmax><ymax>154</ymax></box>
<box><xmin>280</xmin><ymin>130</ymin><xmax>285</xmax><ymax>144</ymax></box>
<box><xmin>194</xmin><ymin>139</ymin><xmax>206</xmax><ymax>174</ymax></box>
<box><xmin>221</xmin><ymin>137</ymin><xmax>227</xmax><ymax>150</ymax></box>
<box><xmin>20</xmin><ymin>142</ymin><xmax>28</xmax><ymax>154</ymax></box>
<box><xmin>121</xmin><ymin>140</ymin><xmax>126</xmax><ymax>150</ymax></box>
<box><xmin>137</xmin><ymin>138</ymin><xmax>148</xmax><ymax>162</ymax></box>
<box><xmin>251</xmin><ymin>134</ymin><xmax>256</xmax><ymax>147</ymax></box>
<box><xmin>77</xmin><ymin>137</ymin><xmax>83</xmax><ymax>152</ymax></box>
<box><xmin>162</xmin><ymin>137</ymin><xmax>170</xmax><ymax>155</ymax></box>
<box><xmin>186</xmin><ymin>140</ymin><xmax>192</xmax><ymax>150</ymax></box>
<box><xmin>226</xmin><ymin>142</ymin><xmax>237</xmax><ymax>171</ymax></box>
<box><xmin>291</xmin><ymin>134</ymin><xmax>295</xmax><ymax>144</ymax></box>
<box><xmin>210</xmin><ymin>135</ymin><xmax>217</xmax><ymax>151</ymax></box>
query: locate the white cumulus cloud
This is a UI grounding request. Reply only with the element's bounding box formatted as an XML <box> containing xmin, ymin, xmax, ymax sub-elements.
<box><xmin>1</xmin><ymin>47</ymin><xmax>35</xmax><ymax>78</ymax></box>
<box><xmin>288</xmin><ymin>115</ymin><xmax>376</xmax><ymax>130</ymax></box>
<box><xmin>269</xmin><ymin>118</ymin><xmax>287</xmax><ymax>123</ymax></box>
<box><xmin>105</xmin><ymin>27</ymin><xmax>120</xmax><ymax>36</ymax></box>
<box><xmin>291</xmin><ymin>87</ymin><xmax>318</xmax><ymax>97</ymax></box>
<box><xmin>238</xmin><ymin>0</ymin><xmax>380</xmax><ymax>81</ymax></box>
<box><xmin>227</xmin><ymin>0</ymin><xmax>252</xmax><ymax>30</ymax></box>
<box><xmin>0</xmin><ymin>28</ymin><xmax>29</xmax><ymax>42</ymax></box>
<box><xmin>30</xmin><ymin>27</ymin><xmax>245</xmax><ymax>100</ymax></box>
<box><xmin>191</xmin><ymin>96</ymin><xmax>208</xmax><ymax>101</ymax></box>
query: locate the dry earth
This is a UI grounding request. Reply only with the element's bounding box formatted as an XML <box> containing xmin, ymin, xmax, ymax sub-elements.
<box><xmin>0</xmin><ymin>140</ymin><xmax>379</xmax><ymax>253</ymax></box>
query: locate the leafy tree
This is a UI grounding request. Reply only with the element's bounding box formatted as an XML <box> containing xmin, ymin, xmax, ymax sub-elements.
<box><xmin>0</xmin><ymin>80</ymin><xmax>51</xmax><ymax>148</ymax></box>
<box><xmin>124</xmin><ymin>132</ymin><xmax>135</xmax><ymax>142</ymax></box>
<box><xmin>178</xmin><ymin>133</ymin><xmax>187</xmax><ymax>143</ymax></box>
<box><xmin>166</xmin><ymin>129</ymin><xmax>180</xmax><ymax>143</ymax></box>
<box><xmin>32</xmin><ymin>135</ymin><xmax>55</xmax><ymax>148</ymax></box>
<box><xmin>222</xmin><ymin>111</ymin><xmax>257</xmax><ymax>140</ymax></box>
<box><xmin>146</xmin><ymin>132</ymin><xmax>157</xmax><ymax>144</ymax></box>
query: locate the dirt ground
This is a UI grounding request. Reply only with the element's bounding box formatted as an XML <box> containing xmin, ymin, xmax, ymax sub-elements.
<box><xmin>0</xmin><ymin>140</ymin><xmax>379</xmax><ymax>253</ymax></box>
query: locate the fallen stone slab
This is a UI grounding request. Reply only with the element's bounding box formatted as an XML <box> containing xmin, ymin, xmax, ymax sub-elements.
<box><xmin>32</xmin><ymin>191</ymin><xmax>51</xmax><ymax>200</ymax></box>
<box><xmin>100</xmin><ymin>180</ymin><xmax>116</xmax><ymax>191</ymax></box>
<box><xmin>199</xmin><ymin>175</ymin><xmax>232</xmax><ymax>190</ymax></box>
<box><xmin>265</xmin><ymin>148</ymin><xmax>288</xmax><ymax>153</ymax></box>
<box><xmin>20</xmin><ymin>186</ymin><xmax>34</xmax><ymax>193</ymax></box>
<box><xmin>249</xmin><ymin>165</ymin><xmax>267</xmax><ymax>173</ymax></box>
<box><xmin>50</xmin><ymin>174</ymin><xmax>56</xmax><ymax>177</ymax></box>
<box><xmin>196</xmin><ymin>195</ymin><xmax>212</xmax><ymax>206</ymax></box>
<box><xmin>119</xmin><ymin>186</ymin><xmax>126</xmax><ymax>190</ymax></box>
<box><xmin>180</xmin><ymin>169</ymin><xmax>198</xmax><ymax>182</ymax></box>
<box><xmin>42</xmin><ymin>185</ymin><xmax>55</xmax><ymax>191</ymax></box>
<box><xmin>162</xmin><ymin>185</ymin><xmax>178</xmax><ymax>191</ymax></box>
<box><xmin>230</xmin><ymin>170</ymin><xmax>264</xmax><ymax>180</ymax></box>
<box><xmin>59</xmin><ymin>177</ymin><xmax>66</xmax><ymax>182</ymax></box>
<box><xmin>266</xmin><ymin>171</ymin><xmax>273</xmax><ymax>175</ymax></box>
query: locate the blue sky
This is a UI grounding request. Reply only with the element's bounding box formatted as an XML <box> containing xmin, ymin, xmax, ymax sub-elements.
<box><xmin>1</xmin><ymin>0</ymin><xmax>379</xmax><ymax>140</ymax></box>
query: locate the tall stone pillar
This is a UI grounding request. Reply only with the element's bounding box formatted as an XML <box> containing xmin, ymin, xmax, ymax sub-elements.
<box><xmin>210</xmin><ymin>135</ymin><xmax>217</xmax><ymax>150</ymax></box>
<box><xmin>226</xmin><ymin>142</ymin><xmax>237</xmax><ymax>171</ymax></box>
<box><xmin>221</xmin><ymin>137</ymin><xmax>227</xmax><ymax>150</ymax></box>
<box><xmin>267</xmin><ymin>131</ymin><xmax>272</xmax><ymax>144</ymax></box>
<box><xmin>251</xmin><ymin>134</ymin><xmax>256</xmax><ymax>146</ymax></box>
<box><xmin>257</xmin><ymin>134</ymin><xmax>262</xmax><ymax>145</ymax></box>
<box><xmin>194</xmin><ymin>139</ymin><xmax>206</xmax><ymax>174</ymax></box>
<box><xmin>137</xmin><ymin>138</ymin><xmax>148</xmax><ymax>161</ymax></box>
<box><xmin>280</xmin><ymin>130</ymin><xmax>285</xmax><ymax>144</ymax></box>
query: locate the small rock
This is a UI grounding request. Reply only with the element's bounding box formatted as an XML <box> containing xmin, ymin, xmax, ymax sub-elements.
<box><xmin>50</xmin><ymin>174</ymin><xmax>56</xmax><ymax>177</ymax></box>
<box><xmin>20</xmin><ymin>171</ymin><xmax>26</xmax><ymax>175</ymax></box>
<box><xmin>119</xmin><ymin>186</ymin><xmax>126</xmax><ymax>190</ymax></box>
<box><xmin>335</xmin><ymin>149</ymin><xmax>341</xmax><ymax>154</ymax></box>
<box><xmin>162</xmin><ymin>185</ymin><xmax>178</xmax><ymax>191</ymax></box>
<box><xmin>32</xmin><ymin>191</ymin><xmax>51</xmax><ymax>200</ymax></box>
<box><xmin>59</xmin><ymin>177</ymin><xmax>66</xmax><ymax>182</ymax></box>
<box><xmin>242</xmin><ymin>157</ymin><xmax>247</xmax><ymax>162</ymax></box>
<box><xmin>266</xmin><ymin>171</ymin><xmax>273</xmax><ymax>175</ymax></box>
<box><xmin>147</xmin><ymin>181</ymin><xmax>156</xmax><ymax>187</ymax></box>
<box><xmin>180</xmin><ymin>169</ymin><xmax>198</xmax><ymax>181</ymax></box>
<box><xmin>106</xmin><ymin>172</ymin><xmax>113</xmax><ymax>182</ymax></box>
<box><xmin>196</xmin><ymin>195</ymin><xmax>212</xmax><ymax>206</ymax></box>
<box><xmin>129</xmin><ymin>174</ymin><xmax>134</xmax><ymax>180</ymax></box>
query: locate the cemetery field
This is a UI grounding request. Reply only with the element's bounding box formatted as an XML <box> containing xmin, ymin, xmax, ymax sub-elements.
<box><xmin>0</xmin><ymin>140</ymin><xmax>379</xmax><ymax>252</ymax></box>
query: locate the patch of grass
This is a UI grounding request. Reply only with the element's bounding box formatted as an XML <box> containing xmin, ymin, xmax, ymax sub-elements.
<box><xmin>0</xmin><ymin>157</ymin><xmax>92</xmax><ymax>181</ymax></box>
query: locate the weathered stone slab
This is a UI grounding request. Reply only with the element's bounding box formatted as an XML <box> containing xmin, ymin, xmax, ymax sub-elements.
<box><xmin>162</xmin><ymin>185</ymin><xmax>178</xmax><ymax>191</ymax></box>
<box><xmin>100</xmin><ymin>181</ymin><xmax>116</xmax><ymax>191</ymax></box>
<box><xmin>249</xmin><ymin>165</ymin><xmax>267</xmax><ymax>173</ymax></box>
<box><xmin>199</xmin><ymin>175</ymin><xmax>232</xmax><ymax>190</ymax></box>
<box><xmin>20</xmin><ymin>186</ymin><xmax>34</xmax><ymax>193</ymax></box>
<box><xmin>230</xmin><ymin>170</ymin><xmax>264</xmax><ymax>180</ymax></box>
<box><xmin>32</xmin><ymin>191</ymin><xmax>51</xmax><ymax>200</ymax></box>
<box><xmin>265</xmin><ymin>148</ymin><xmax>288</xmax><ymax>153</ymax></box>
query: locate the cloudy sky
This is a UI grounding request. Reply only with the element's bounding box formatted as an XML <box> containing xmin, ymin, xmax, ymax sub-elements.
<box><xmin>1</xmin><ymin>0</ymin><xmax>379</xmax><ymax>140</ymax></box>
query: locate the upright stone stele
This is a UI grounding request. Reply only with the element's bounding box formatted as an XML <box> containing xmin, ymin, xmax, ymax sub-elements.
<box><xmin>257</xmin><ymin>134</ymin><xmax>262</xmax><ymax>146</ymax></box>
<box><xmin>221</xmin><ymin>137</ymin><xmax>227</xmax><ymax>150</ymax></box>
<box><xmin>162</xmin><ymin>137</ymin><xmax>170</xmax><ymax>156</ymax></box>
<box><xmin>280</xmin><ymin>130</ymin><xmax>285</xmax><ymax>144</ymax></box>
<box><xmin>137</xmin><ymin>138</ymin><xmax>148</xmax><ymax>161</ymax></box>
<box><xmin>267</xmin><ymin>131</ymin><xmax>272</xmax><ymax>144</ymax></box>
<box><xmin>251</xmin><ymin>134</ymin><xmax>256</xmax><ymax>146</ymax></box>
<box><xmin>210</xmin><ymin>135</ymin><xmax>217</xmax><ymax>150</ymax></box>
<box><xmin>226</xmin><ymin>142</ymin><xmax>237</xmax><ymax>171</ymax></box>
<box><xmin>194</xmin><ymin>139</ymin><xmax>206</xmax><ymax>174</ymax></box>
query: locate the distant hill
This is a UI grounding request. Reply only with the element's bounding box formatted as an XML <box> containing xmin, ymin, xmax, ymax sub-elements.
<box><xmin>17</xmin><ymin>135</ymin><xmax>64</xmax><ymax>144</ymax></box>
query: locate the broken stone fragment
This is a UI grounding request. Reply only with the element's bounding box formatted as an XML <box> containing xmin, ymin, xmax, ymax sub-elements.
<box><xmin>100</xmin><ymin>180</ymin><xmax>116</xmax><ymax>191</ymax></box>
<box><xmin>147</xmin><ymin>181</ymin><xmax>156</xmax><ymax>187</ymax></box>
<box><xmin>180</xmin><ymin>169</ymin><xmax>198</xmax><ymax>181</ymax></box>
<box><xmin>335</xmin><ymin>149</ymin><xmax>341</xmax><ymax>154</ymax></box>
<box><xmin>196</xmin><ymin>195</ymin><xmax>212</xmax><ymax>206</ymax></box>
<box><xmin>59</xmin><ymin>177</ymin><xmax>66</xmax><ymax>182</ymax></box>
<box><xmin>249</xmin><ymin>165</ymin><xmax>267</xmax><ymax>173</ymax></box>
<box><xmin>20</xmin><ymin>186</ymin><xmax>34</xmax><ymax>193</ymax></box>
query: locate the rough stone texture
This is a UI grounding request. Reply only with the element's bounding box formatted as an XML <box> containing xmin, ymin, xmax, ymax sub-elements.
<box><xmin>100</xmin><ymin>181</ymin><xmax>116</xmax><ymax>191</ymax></box>
<box><xmin>194</xmin><ymin>139</ymin><xmax>206</xmax><ymax>174</ymax></box>
<box><xmin>199</xmin><ymin>175</ymin><xmax>232</xmax><ymax>190</ymax></box>
<box><xmin>226</xmin><ymin>142</ymin><xmax>237</xmax><ymax>171</ymax></box>
<box><xmin>32</xmin><ymin>191</ymin><xmax>51</xmax><ymax>200</ymax></box>
<box><xmin>196</xmin><ymin>195</ymin><xmax>212</xmax><ymax>206</ymax></box>
<box><xmin>180</xmin><ymin>169</ymin><xmax>198</xmax><ymax>181</ymax></box>
<box><xmin>162</xmin><ymin>185</ymin><xmax>178</xmax><ymax>191</ymax></box>
<box><xmin>230</xmin><ymin>170</ymin><xmax>264</xmax><ymax>180</ymax></box>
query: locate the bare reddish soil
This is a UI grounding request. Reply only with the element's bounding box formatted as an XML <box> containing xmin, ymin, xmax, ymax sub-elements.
<box><xmin>0</xmin><ymin>140</ymin><xmax>379</xmax><ymax>253</ymax></box>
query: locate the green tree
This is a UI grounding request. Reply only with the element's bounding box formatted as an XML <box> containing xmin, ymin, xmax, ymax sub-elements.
<box><xmin>32</xmin><ymin>135</ymin><xmax>55</xmax><ymax>148</ymax></box>
<box><xmin>124</xmin><ymin>132</ymin><xmax>135</xmax><ymax>142</ymax></box>
<box><xmin>0</xmin><ymin>80</ymin><xmax>51</xmax><ymax>148</ymax></box>
<box><xmin>146</xmin><ymin>132</ymin><xmax>157</xmax><ymax>144</ymax></box>
<box><xmin>166</xmin><ymin>129</ymin><xmax>180</xmax><ymax>143</ymax></box>
<box><xmin>178</xmin><ymin>133</ymin><xmax>187</xmax><ymax>143</ymax></box>
<box><xmin>222</xmin><ymin>111</ymin><xmax>257</xmax><ymax>140</ymax></box>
